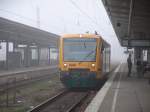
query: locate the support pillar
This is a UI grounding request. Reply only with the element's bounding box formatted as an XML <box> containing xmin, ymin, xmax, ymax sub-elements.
<box><xmin>24</xmin><ymin>45</ymin><xmax>31</xmax><ymax>67</ymax></box>
<box><xmin>6</xmin><ymin>41</ymin><xmax>9</xmax><ymax>70</ymax></box>
<box><xmin>48</xmin><ymin>47</ymin><xmax>50</xmax><ymax>65</ymax></box>
<box><xmin>13</xmin><ymin>41</ymin><xmax>17</xmax><ymax>52</ymax></box>
<box><xmin>147</xmin><ymin>49</ymin><xmax>150</xmax><ymax>63</ymax></box>
<box><xmin>37</xmin><ymin>47</ymin><xmax>40</xmax><ymax>65</ymax></box>
<box><xmin>134</xmin><ymin>48</ymin><xmax>143</xmax><ymax>64</ymax></box>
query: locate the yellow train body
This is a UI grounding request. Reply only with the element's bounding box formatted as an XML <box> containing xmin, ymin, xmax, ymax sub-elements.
<box><xmin>59</xmin><ymin>34</ymin><xmax>110</xmax><ymax>88</ymax></box>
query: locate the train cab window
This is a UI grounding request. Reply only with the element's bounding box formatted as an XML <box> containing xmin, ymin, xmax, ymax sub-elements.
<box><xmin>63</xmin><ymin>38</ymin><xmax>97</xmax><ymax>62</ymax></box>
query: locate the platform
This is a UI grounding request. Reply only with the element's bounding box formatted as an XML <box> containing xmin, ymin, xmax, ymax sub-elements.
<box><xmin>0</xmin><ymin>65</ymin><xmax>58</xmax><ymax>78</ymax></box>
<box><xmin>85</xmin><ymin>63</ymin><xmax>150</xmax><ymax>112</ymax></box>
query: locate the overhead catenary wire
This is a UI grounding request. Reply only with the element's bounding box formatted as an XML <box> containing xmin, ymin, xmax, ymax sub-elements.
<box><xmin>68</xmin><ymin>0</ymin><xmax>101</xmax><ymax>27</ymax></box>
<box><xmin>68</xmin><ymin>0</ymin><xmax>108</xmax><ymax>34</ymax></box>
<box><xmin>0</xmin><ymin>0</ymin><xmax>105</xmax><ymax>34</ymax></box>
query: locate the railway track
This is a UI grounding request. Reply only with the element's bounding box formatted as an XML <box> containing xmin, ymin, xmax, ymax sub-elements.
<box><xmin>29</xmin><ymin>90</ymin><xmax>90</xmax><ymax>112</ymax></box>
<box><xmin>28</xmin><ymin>66</ymin><xmax>117</xmax><ymax>112</ymax></box>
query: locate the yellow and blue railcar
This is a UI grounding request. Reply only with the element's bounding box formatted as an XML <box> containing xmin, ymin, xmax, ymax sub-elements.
<box><xmin>59</xmin><ymin>34</ymin><xmax>110</xmax><ymax>88</ymax></box>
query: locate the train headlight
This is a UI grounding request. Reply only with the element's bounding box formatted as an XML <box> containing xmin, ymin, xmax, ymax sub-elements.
<box><xmin>91</xmin><ymin>64</ymin><xmax>95</xmax><ymax>67</ymax></box>
<box><xmin>64</xmin><ymin>63</ymin><xmax>67</xmax><ymax>67</ymax></box>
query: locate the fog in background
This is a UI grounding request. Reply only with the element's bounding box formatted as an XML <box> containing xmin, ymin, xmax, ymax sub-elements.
<box><xmin>0</xmin><ymin>0</ymin><xmax>126</xmax><ymax>63</ymax></box>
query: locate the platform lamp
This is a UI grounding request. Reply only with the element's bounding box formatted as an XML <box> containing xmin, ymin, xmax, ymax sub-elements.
<box><xmin>116</xmin><ymin>22</ymin><xmax>121</xmax><ymax>27</ymax></box>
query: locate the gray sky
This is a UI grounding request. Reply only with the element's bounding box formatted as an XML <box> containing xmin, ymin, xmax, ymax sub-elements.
<box><xmin>0</xmin><ymin>0</ymin><xmax>125</xmax><ymax>62</ymax></box>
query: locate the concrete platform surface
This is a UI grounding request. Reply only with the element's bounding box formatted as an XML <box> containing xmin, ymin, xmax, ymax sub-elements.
<box><xmin>85</xmin><ymin>63</ymin><xmax>150</xmax><ymax>112</ymax></box>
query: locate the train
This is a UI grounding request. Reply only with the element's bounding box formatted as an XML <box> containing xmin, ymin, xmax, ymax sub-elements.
<box><xmin>59</xmin><ymin>34</ymin><xmax>111</xmax><ymax>88</ymax></box>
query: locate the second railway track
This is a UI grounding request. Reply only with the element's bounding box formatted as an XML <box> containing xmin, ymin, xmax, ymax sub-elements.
<box><xmin>29</xmin><ymin>90</ymin><xmax>90</xmax><ymax>112</ymax></box>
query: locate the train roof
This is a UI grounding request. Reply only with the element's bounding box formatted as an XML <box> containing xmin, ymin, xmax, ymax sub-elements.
<box><xmin>61</xmin><ymin>34</ymin><xmax>99</xmax><ymax>38</ymax></box>
<box><xmin>61</xmin><ymin>34</ymin><xmax>110</xmax><ymax>47</ymax></box>
<box><xmin>102</xmin><ymin>39</ymin><xmax>110</xmax><ymax>47</ymax></box>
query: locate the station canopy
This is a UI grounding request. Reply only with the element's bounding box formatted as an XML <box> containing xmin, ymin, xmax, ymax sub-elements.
<box><xmin>0</xmin><ymin>17</ymin><xmax>59</xmax><ymax>47</ymax></box>
<box><xmin>102</xmin><ymin>0</ymin><xmax>150</xmax><ymax>47</ymax></box>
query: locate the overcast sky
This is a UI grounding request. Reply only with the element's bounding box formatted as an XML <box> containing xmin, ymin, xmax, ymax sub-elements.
<box><xmin>0</xmin><ymin>0</ymin><xmax>126</xmax><ymax>62</ymax></box>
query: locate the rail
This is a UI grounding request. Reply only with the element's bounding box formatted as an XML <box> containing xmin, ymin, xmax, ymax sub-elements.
<box><xmin>28</xmin><ymin>90</ymin><xmax>68</xmax><ymax>112</ymax></box>
<box><xmin>28</xmin><ymin>90</ymin><xmax>89</xmax><ymax>112</ymax></box>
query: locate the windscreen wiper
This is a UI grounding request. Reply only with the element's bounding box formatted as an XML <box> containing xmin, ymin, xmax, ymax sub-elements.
<box><xmin>78</xmin><ymin>50</ymin><xmax>95</xmax><ymax>64</ymax></box>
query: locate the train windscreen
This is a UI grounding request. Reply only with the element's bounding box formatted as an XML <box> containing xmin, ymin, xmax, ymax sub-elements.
<box><xmin>63</xmin><ymin>38</ymin><xmax>97</xmax><ymax>61</ymax></box>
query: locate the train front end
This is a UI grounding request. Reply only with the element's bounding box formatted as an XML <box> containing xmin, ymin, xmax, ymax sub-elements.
<box><xmin>59</xmin><ymin>34</ymin><xmax>102</xmax><ymax>88</ymax></box>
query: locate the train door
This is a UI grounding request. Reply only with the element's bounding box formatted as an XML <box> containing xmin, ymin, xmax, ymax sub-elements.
<box><xmin>102</xmin><ymin>43</ymin><xmax>110</xmax><ymax>73</ymax></box>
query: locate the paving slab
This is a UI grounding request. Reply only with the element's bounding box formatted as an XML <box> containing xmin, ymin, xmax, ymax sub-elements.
<box><xmin>85</xmin><ymin>63</ymin><xmax>150</xmax><ymax>112</ymax></box>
